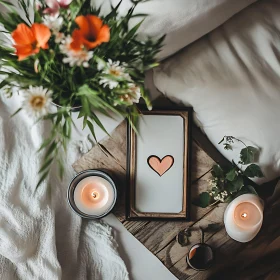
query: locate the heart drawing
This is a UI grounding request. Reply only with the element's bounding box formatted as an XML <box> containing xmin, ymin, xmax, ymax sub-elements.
<box><xmin>147</xmin><ymin>155</ymin><xmax>174</xmax><ymax>176</ymax></box>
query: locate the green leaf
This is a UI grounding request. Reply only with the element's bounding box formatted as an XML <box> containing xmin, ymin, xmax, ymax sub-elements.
<box><xmin>226</xmin><ymin>168</ymin><xmax>237</xmax><ymax>181</ymax></box>
<box><xmin>193</xmin><ymin>192</ymin><xmax>211</xmax><ymax>208</ymax></box>
<box><xmin>39</xmin><ymin>157</ymin><xmax>53</xmax><ymax>173</ymax></box>
<box><xmin>227</xmin><ymin>176</ymin><xmax>244</xmax><ymax>193</ymax></box>
<box><xmin>126</xmin><ymin>19</ymin><xmax>145</xmax><ymax>40</ymax></box>
<box><xmin>211</xmin><ymin>165</ymin><xmax>224</xmax><ymax>178</ymax></box>
<box><xmin>240</xmin><ymin>146</ymin><xmax>258</xmax><ymax>164</ymax></box>
<box><xmin>90</xmin><ymin>112</ymin><xmax>109</xmax><ymax>136</ymax></box>
<box><xmin>45</xmin><ymin>142</ymin><xmax>57</xmax><ymax>159</ymax></box>
<box><xmin>243</xmin><ymin>164</ymin><xmax>264</xmax><ymax>178</ymax></box>
<box><xmin>37</xmin><ymin>137</ymin><xmax>53</xmax><ymax>153</ymax></box>
<box><xmin>36</xmin><ymin>170</ymin><xmax>49</xmax><ymax>189</ymax></box>
<box><xmin>10</xmin><ymin>108</ymin><xmax>22</xmax><ymax>117</ymax></box>
<box><xmin>0</xmin><ymin>80</ymin><xmax>9</xmax><ymax>89</ymax></box>
<box><xmin>57</xmin><ymin>159</ymin><xmax>64</xmax><ymax>180</ymax></box>
<box><xmin>86</xmin><ymin>120</ymin><xmax>98</xmax><ymax>143</ymax></box>
<box><xmin>82</xmin><ymin>116</ymin><xmax>88</xmax><ymax>130</ymax></box>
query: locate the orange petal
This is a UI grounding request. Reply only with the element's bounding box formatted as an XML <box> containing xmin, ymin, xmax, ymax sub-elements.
<box><xmin>70</xmin><ymin>29</ymin><xmax>84</xmax><ymax>51</ymax></box>
<box><xmin>15</xmin><ymin>44</ymin><xmax>39</xmax><ymax>61</ymax></box>
<box><xmin>75</xmin><ymin>15</ymin><xmax>90</xmax><ymax>37</ymax></box>
<box><xmin>83</xmin><ymin>40</ymin><xmax>100</xmax><ymax>50</ymax></box>
<box><xmin>31</xmin><ymin>23</ymin><xmax>51</xmax><ymax>49</ymax></box>
<box><xmin>97</xmin><ymin>25</ymin><xmax>110</xmax><ymax>43</ymax></box>
<box><xmin>12</xmin><ymin>23</ymin><xmax>35</xmax><ymax>46</ymax></box>
<box><xmin>83</xmin><ymin>24</ymin><xmax>110</xmax><ymax>49</ymax></box>
<box><xmin>87</xmin><ymin>15</ymin><xmax>103</xmax><ymax>38</ymax></box>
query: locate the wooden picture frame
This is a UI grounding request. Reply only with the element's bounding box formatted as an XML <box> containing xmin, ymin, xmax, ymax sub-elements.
<box><xmin>126</xmin><ymin>108</ymin><xmax>192</xmax><ymax>220</ymax></box>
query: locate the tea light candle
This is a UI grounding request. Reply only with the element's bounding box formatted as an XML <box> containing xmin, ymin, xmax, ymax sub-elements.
<box><xmin>224</xmin><ymin>194</ymin><xmax>264</xmax><ymax>243</ymax></box>
<box><xmin>68</xmin><ymin>170</ymin><xmax>117</xmax><ymax>219</ymax></box>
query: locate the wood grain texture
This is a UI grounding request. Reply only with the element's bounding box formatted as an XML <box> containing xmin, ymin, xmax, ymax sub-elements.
<box><xmin>73</xmin><ymin>117</ymin><xmax>279</xmax><ymax>280</ymax></box>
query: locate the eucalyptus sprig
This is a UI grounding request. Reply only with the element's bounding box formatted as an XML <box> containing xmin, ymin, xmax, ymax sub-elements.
<box><xmin>194</xmin><ymin>136</ymin><xmax>264</xmax><ymax>208</ymax></box>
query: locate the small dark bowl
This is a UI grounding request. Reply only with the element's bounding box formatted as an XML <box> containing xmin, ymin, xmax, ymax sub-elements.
<box><xmin>186</xmin><ymin>243</ymin><xmax>215</xmax><ymax>271</ymax></box>
<box><xmin>67</xmin><ymin>169</ymin><xmax>117</xmax><ymax>219</ymax></box>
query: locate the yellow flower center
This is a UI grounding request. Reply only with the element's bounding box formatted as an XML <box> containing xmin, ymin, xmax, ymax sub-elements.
<box><xmin>30</xmin><ymin>95</ymin><xmax>46</xmax><ymax>109</ymax></box>
<box><xmin>109</xmin><ymin>69</ymin><xmax>121</xmax><ymax>76</ymax></box>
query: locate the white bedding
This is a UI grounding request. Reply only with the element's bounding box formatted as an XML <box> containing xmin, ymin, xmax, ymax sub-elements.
<box><xmin>0</xmin><ymin>94</ymin><xmax>129</xmax><ymax>279</ymax></box>
<box><xmin>153</xmin><ymin>0</ymin><xmax>280</xmax><ymax>183</ymax></box>
<box><xmin>97</xmin><ymin>0</ymin><xmax>256</xmax><ymax>59</ymax></box>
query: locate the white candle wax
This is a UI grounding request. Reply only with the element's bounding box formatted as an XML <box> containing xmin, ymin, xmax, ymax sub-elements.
<box><xmin>224</xmin><ymin>194</ymin><xmax>263</xmax><ymax>243</ymax></box>
<box><xmin>74</xmin><ymin>176</ymin><xmax>115</xmax><ymax>216</ymax></box>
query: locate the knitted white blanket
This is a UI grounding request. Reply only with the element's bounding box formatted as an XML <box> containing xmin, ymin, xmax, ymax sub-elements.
<box><xmin>0</xmin><ymin>94</ymin><xmax>129</xmax><ymax>279</ymax></box>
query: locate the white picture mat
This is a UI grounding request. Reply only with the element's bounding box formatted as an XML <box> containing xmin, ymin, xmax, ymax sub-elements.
<box><xmin>135</xmin><ymin>115</ymin><xmax>185</xmax><ymax>213</ymax></box>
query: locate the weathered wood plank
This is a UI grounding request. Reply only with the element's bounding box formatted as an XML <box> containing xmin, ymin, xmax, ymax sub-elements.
<box><xmin>122</xmin><ymin>220</ymin><xmax>150</xmax><ymax>235</ymax></box>
<box><xmin>191</xmin><ymin>139</ymin><xmax>215</xmax><ymax>183</ymax></box>
<box><xmin>73</xmin><ymin>121</ymin><xmax>127</xmax><ymax>222</ymax></box>
<box><xmin>166</xmin><ymin>205</ymin><xmax>227</xmax><ymax>279</ymax></box>
<box><xmin>128</xmin><ymin>171</ymin><xmax>214</xmax><ymax>255</ymax></box>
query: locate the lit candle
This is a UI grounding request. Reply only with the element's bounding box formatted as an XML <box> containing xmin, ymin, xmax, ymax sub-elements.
<box><xmin>224</xmin><ymin>194</ymin><xmax>263</xmax><ymax>243</ymax></box>
<box><xmin>68</xmin><ymin>170</ymin><xmax>117</xmax><ymax>219</ymax></box>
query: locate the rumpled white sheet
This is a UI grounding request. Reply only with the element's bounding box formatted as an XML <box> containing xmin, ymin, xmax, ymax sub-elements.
<box><xmin>0</xmin><ymin>94</ymin><xmax>128</xmax><ymax>279</ymax></box>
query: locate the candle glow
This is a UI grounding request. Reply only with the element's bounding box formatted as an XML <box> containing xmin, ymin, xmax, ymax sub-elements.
<box><xmin>234</xmin><ymin>202</ymin><xmax>261</xmax><ymax>229</ymax></box>
<box><xmin>74</xmin><ymin>176</ymin><xmax>115</xmax><ymax>216</ymax></box>
<box><xmin>241</xmin><ymin>212</ymin><xmax>247</xmax><ymax>219</ymax></box>
<box><xmin>224</xmin><ymin>194</ymin><xmax>264</xmax><ymax>243</ymax></box>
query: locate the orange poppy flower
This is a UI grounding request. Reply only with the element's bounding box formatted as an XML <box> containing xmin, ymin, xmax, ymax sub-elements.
<box><xmin>12</xmin><ymin>23</ymin><xmax>51</xmax><ymax>61</ymax></box>
<box><xmin>70</xmin><ymin>15</ymin><xmax>110</xmax><ymax>51</ymax></box>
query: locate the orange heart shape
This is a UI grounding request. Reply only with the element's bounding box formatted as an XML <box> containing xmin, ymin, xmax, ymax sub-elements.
<box><xmin>147</xmin><ymin>155</ymin><xmax>174</xmax><ymax>176</ymax></box>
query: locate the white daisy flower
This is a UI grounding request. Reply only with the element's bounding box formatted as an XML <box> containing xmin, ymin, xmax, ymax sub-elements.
<box><xmin>127</xmin><ymin>83</ymin><xmax>141</xmax><ymax>104</ymax></box>
<box><xmin>99</xmin><ymin>78</ymin><xmax>118</xmax><ymax>89</ymax></box>
<box><xmin>22</xmin><ymin>86</ymin><xmax>52</xmax><ymax>118</ymax></box>
<box><xmin>103</xmin><ymin>59</ymin><xmax>131</xmax><ymax>80</ymax></box>
<box><xmin>115</xmin><ymin>83</ymin><xmax>142</xmax><ymax>106</ymax></box>
<box><xmin>99</xmin><ymin>59</ymin><xmax>131</xmax><ymax>89</ymax></box>
<box><xmin>43</xmin><ymin>15</ymin><xmax>63</xmax><ymax>32</ymax></box>
<box><xmin>60</xmin><ymin>36</ymin><xmax>93</xmax><ymax>67</ymax></box>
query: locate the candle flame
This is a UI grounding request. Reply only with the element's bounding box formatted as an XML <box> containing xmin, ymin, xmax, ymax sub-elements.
<box><xmin>241</xmin><ymin>212</ymin><xmax>248</xmax><ymax>218</ymax></box>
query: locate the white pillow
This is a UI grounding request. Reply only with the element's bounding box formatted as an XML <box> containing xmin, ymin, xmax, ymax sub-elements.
<box><xmin>96</xmin><ymin>0</ymin><xmax>256</xmax><ymax>59</ymax></box>
<box><xmin>153</xmin><ymin>0</ymin><xmax>280</xmax><ymax>183</ymax></box>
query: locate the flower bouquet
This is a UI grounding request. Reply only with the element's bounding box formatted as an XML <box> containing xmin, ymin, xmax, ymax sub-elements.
<box><xmin>0</xmin><ymin>0</ymin><xmax>164</xmax><ymax>186</ymax></box>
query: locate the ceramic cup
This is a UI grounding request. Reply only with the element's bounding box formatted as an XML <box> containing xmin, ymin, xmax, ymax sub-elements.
<box><xmin>186</xmin><ymin>228</ymin><xmax>215</xmax><ymax>271</ymax></box>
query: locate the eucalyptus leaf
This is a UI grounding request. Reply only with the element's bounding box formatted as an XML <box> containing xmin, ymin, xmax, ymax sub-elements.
<box><xmin>244</xmin><ymin>164</ymin><xmax>264</xmax><ymax>178</ymax></box>
<box><xmin>240</xmin><ymin>146</ymin><xmax>258</xmax><ymax>164</ymax></box>
<box><xmin>193</xmin><ymin>192</ymin><xmax>211</xmax><ymax>208</ymax></box>
<box><xmin>225</xmin><ymin>168</ymin><xmax>237</xmax><ymax>181</ymax></box>
<box><xmin>227</xmin><ymin>176</ymin><xmax>244</xmax><ymax>193</ymax></box>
